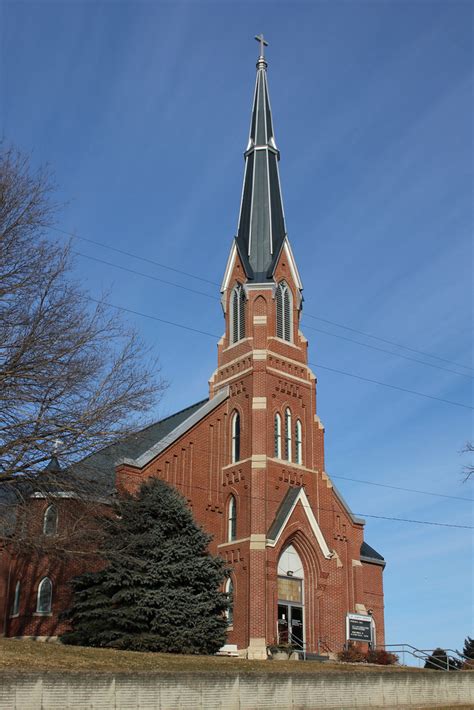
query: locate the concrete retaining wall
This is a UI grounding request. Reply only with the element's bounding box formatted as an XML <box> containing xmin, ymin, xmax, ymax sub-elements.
<box><xmin>0</xmin><ymin>671</ymin><xmax>473</xmax><ymax>709</ymax></box>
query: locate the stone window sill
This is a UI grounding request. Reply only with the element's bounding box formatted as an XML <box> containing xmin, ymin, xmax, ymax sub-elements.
<box><xmin>33</xmin><ymin>612</ymin><xmax>52</xmax><ymax>617</ymax></box>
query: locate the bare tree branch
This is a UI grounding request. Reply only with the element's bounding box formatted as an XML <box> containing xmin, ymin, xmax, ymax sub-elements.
<box><xmin>0</xmin><ymin>144</ymin><xmax>167</xmax><ymax>552</ymax></box>
<box><xmin>462</xmin><ymin>441</ymin><xmax>474</xmax><ymax>482</ymax></box>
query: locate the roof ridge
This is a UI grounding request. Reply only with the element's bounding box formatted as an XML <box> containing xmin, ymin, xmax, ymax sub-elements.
<box><xmin>134</xmin><ymin>397</ymin><xmax>209</xmax><ymax>436</ymax></box>
<box><xmin>76</xmin><ymin>397</ymin><xmax>209</xmax><ymax>465</ymax></box>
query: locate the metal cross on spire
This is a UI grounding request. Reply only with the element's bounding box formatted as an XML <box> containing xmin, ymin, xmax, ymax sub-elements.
<box><xmin>255</xmin><ymin>34</ymin><xmax>268</xmax><ymax>58</ymax></box>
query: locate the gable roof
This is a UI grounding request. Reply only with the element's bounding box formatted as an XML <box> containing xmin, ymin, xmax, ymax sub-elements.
<box><xmin>266</xmin><ymin>486</ymin><xmax>333</xmax><ymax>560</ymax></box>
<box><xmin>120</xmin><ymin>387</ymin><xmax>229</xmax><ymax>468</ymax></box>
<box><xmin>360</xmin><ymin>541</ymin><xmax>386</xmax><ymax>567</ymax></box>
<box><xmin>72</xmin><ymin>397</ymin><xmax>210</xmax><ymax>492</ymax></box>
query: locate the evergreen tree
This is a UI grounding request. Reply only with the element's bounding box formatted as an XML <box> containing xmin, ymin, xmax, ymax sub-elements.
<box><xmin>424</xmin><ymin>648</ymin><xmax>448</xmax><ymax>670</ymax></box>
<box><xmin>462</xmin><ymin>636</ymin><xmax>474</xmax><ymax>660</ymax></box>
<box><xmin>61</xmin><ymin>478</ymin><xmax>230</xmax><ymax>654</ymax></box>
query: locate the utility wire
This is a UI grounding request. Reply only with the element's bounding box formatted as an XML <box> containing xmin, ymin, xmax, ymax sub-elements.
<box><xmin>330</xmin><ymin>474</ymin><xmax>473</xmax><ymax>503</ymax></box>
<box><xmin>76</xmin><ymin>247</ymin><xmax>472</xmax><ymax>382</ymax></box>
<box><xmin>309</xmin><ymin>361</ymin><xmax>473</xmax><ymax>411</ymax></box>
<box><xmin>76</xmin><ymin>245</ymin><xmax>471</xmax><ymax>383</ymax></box>
<box><xmin>303</xmin><ymin>323</ymin><xmax>473</xmax><ymax>380</ymax></box>
<box><xmin>304</xmin><ymin>313</ymin><xmax>473</xmax><ymax>373</ymax></box>
<box><xmin>49</xmin><ymin>225</ymin><xmax>220</xmax><ymax>287</ymax></box>
<box><xmin>76</xmin><ymin>251</ymin><xmax>220</xmax><ymax>301</ymax></box>
<box><xmin>125</xmin><ymin>428</ymin><xmax>473</xmax><ymax>508</ymax></box>
<box><xmin>86</xmin><ymin>297</ymin><xmax>220</xmax><ymax>340</ymax></box>
<box><xmin>85</xmin><ymin>295</ymin><xmax>473</xmax><ymax>411</ymax></box>
<box><xmin>50</xmin><ymin>224</ymin><xmax>472</xmax><ymax>373</ymax></box>
<box><xmin>111</xmin><ymin>470</ymin><xmax>474</xmax><ymax>530</ymax></box>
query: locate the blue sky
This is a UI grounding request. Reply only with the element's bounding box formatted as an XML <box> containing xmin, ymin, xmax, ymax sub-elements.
<box><xmin>2</xmin><ymin>1</ymin><xmax>472</xmax><ymax>658</ymax></box>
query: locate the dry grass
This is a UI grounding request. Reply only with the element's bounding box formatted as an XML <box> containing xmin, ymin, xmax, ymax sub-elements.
<box><xmin>0</xmin><ymin>638</ymin><xmax>429</xmax><ymax>675</ymax></box>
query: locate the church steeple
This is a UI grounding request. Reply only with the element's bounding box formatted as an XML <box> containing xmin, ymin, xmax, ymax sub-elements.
<box><xmin>235</xmin><ymin>36</ymin><xmax>287</xmax><ymax>282</ymax></box>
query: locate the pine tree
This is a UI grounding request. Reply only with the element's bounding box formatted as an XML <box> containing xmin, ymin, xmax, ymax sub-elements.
<box><xmin>462</xmin><ymin>636</ymin><xmax>474</xmax><ymax>660</ymax></box>
<box><xmin>424</xmin><ymin>648</ymin><xmax>448</xmax><ymax>670</ymax></box>
<box><xmin>61</xmin><ymin>478</ymin><xmax>230</xmax><ymax>654</ymax></box>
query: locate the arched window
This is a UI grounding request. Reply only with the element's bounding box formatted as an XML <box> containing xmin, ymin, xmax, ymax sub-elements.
<box><xmin>295</xmin><ymin>420</ymin><xmax>302</xmax><ymax>465</ymax></box>
<box><xmin>231</xmin><ymin>412</ymin><xmax>240</xmax><ymax>463</ymax></box>
<box><xmin>276</xmin><ymin>281</ymin><xmax>292</xmax><ymax>342</ymax></box>
<box><xmin>230</xmin><ymin>283</ymin><xmax>245</xmax><ymax>343</ymax></box>
<box><xmin>274</xmin><ymin>413</ymin><xmax>282</xmax><ymax>458</ymax></box>
<box><xmin>227</xmin><ymin>495</ymin><xmax>237</xmax><ymax>541</ymax></box>
<box><xmin>36</xmin><ymin>577</ymin><xmax>52</xmax><ymax>614</ymax></box>
<box><xmin>225</xmin><ymin>577</ymin><xmax>234</xmax><ymax>626</ymax></box>
<box><xmin>284</xmin><ymin>408</ymin><xmax>292</xmax><ymax>462</ymax></box>
<box><xmin>43</xmin><ymin>505</ymin><xmax>58</xmax><ymax>536</ymax></box>
<box><xmin>11</xmin><ymin>581</ymin><xmax>20</xmax><ymax>617</ymax></box>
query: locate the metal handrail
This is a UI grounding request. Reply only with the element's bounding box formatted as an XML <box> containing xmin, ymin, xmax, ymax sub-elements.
<box><xmin>381</xmin><ymin>644</ymin><xmax>463</xmax><ymax>671</ymax></box>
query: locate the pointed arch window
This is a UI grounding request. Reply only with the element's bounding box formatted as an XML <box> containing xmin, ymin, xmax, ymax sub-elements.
<box><xmin>225</xmin><ymin>576</ymin><xmax>234</xmax><ymax>626</ymax></box>
<box><xmin>274</xmin><ymin>413</ymin><xmax>282</xmax><ymax>459</ymax></box>
<box><xmin>11</xmin><ymin>581</ymin><xmax>20</xmax><ymax>617</ymax></box>
<box><xmin>276</xmin><ymin>281</ymin><xmax>292</xmax><ymax>342</ymax></box>
<box><xmin>285</xmin><ymin>408</ymin><xmax>292</xmax><ymax>462</ymax></box>
<box><xmin>43</xmin><ymin>505</ymin><xmax>58</xmax><ymax>536</ymax></box>
<box><xmin>228</xmin><ymin>495</ymin><xmax>237</xmax><ymax>542</ymax></box>
<box><xmin>295</xmin><ymin>420</ymin><xmax>303</xmax><ymax>465</ymax></box>
<box><xmin>36</xmin><ymin>577</ymin><xmax>52</xmax><ymax>614</ymax></box>
<box><xmin>231</xmin><ymin>412</ymin><xmax>241</xmax><ymax>463</ymax></box>
<box><xmin>231</xmin><ymin>283</ymin><xmax>246</xmax><ymax>344</ymax></box>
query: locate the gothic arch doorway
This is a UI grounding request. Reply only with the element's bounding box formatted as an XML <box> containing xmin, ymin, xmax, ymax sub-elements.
<box><xmin>277</xmin><ymin>544</ymin><xmax>304</xmax><ymax>651</ymax></box>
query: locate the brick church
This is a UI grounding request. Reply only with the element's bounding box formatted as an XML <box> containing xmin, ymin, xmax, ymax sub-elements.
<box><xmin>0</xmin><ymin>42</ymin><xmax>385</xmax><ymax>658</ymax></box>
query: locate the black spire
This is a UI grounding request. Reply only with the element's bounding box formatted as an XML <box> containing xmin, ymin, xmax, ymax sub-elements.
<box><xmin>235</xmin><ymin>37</ymin><xmax>287</xmax><ymax>281</ymax></box>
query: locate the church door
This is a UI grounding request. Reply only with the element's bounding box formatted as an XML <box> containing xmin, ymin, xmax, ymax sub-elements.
<box><xmin>277</xmin><ymin>545</ymin><xmax>305</xmax><ymax>651</ymax></box>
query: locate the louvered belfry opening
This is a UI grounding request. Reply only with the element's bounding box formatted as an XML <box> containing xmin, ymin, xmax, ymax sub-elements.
<box><xmin>231</xmin><ymin>284</ymin><xmax>245</xmax><ymax>343</ymax></box>
<box><xmin>276</xmin><ymin>281</ymin><xmax>292</xmax><ymax>342</ymax></box>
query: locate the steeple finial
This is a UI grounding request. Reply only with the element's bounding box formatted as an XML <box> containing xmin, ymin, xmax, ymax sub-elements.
<box><xmin>255</xmin><ymin>34</ymin><xmax>268</xmax><ymax>69</ymax></box>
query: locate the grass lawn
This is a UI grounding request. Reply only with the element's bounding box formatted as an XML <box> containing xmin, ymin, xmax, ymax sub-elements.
<box><xmin>0</xmin><ymin>638</ymin><xmax>430</xmax><ymax>675</ymax></box>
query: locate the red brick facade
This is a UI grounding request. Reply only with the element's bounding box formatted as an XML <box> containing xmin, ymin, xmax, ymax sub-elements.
<box><xmin>0</xmin><ymin>52</ymin><xmax>385</xmax><ymax>657</ymax></box>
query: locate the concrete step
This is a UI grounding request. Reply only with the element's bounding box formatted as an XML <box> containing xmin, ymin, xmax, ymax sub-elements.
<box><xmin>300</xmin><ymin>652</ymin><xmax>330</xmax><ymax>661</ymax></box>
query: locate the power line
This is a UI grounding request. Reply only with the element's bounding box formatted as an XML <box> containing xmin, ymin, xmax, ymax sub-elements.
<box><xmin>125</xmin><ymin>430</ymin><xmax>473</xmax><ymax>512</ymax></box>
<box><xmin>86</xmin><ymin>295</ymin><xmax>472</xmax><ymax>411</ymax></box>
<box><xmin>74</xmin><ymin>244</ymin><xmax>473</xmax><ymax>382</ymax></box>
<box><xmin>303</xmin><ymin>322</ymin><xmax>473</xmax><ymax>380</ymax></box>
<box><xmin>49</xmin><ymin>225</ymin><xmax>220</xmax><ymax>287</ymax></box>
<box><xmin>49</xmin><ymin>224</ymin><xmax>472</xmax><ymax>373</ymax></box>
<box><xmin>62</xmin><ymin>445</ymin><xmax>472</xmax><ymax>529</ymax></box>
<box><xmin>304</xmin><ymin>313</ymin><xmax>473</xmax><ymax>373</ymax></box>
<box><xmin>76</xmin><ymin>251</ymin><xmax>220</xmax><ymax>301</ymax></box>
<box><xmin>330</xmin><ymin>474</ymin><xmax>473</xmax><ymax>503</ymax></box>
<box><xmin>76</xmin><ymin>244</ymin><xmax>472</xmax><ymax>384</ymax></box>
<box><xmin>309</xmin><ymin>361</ymin><xmax>473</xmax><ymax>411</ymax></box>
<box><xmin>86</xmin><ymin>297</ymin><xmax>220</xmax><ymax>340</ymax></box>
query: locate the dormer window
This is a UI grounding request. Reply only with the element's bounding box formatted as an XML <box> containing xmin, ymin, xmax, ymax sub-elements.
<box><xmin>276</xmin><ymin>281</ymin><xmax>292</xmax><ymax>342</ymax></box>
<box><xmin>230</xmin><ymin>283</ymin><xmax>245</xmax><ymax>344</ymax></box>
<box><xmin>43</xmin><ymin>505</ymin><xmax>58</xmax><ymax>536</ymax></box>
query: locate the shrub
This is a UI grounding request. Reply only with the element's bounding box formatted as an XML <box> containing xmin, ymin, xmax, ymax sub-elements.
<box><xmin>366</xmin><ymin>649</ymin><xmax>399</xmax><ymax>665</ymax></box>
<box><xmin>337</xmin><ymin>642</ymin><xmax>366</xmax><ymax>663</ymax></box>
<box><xmin>337</xmin><ymin>644</ymin><xmax>399</xmax><ymax>665</ymax></box>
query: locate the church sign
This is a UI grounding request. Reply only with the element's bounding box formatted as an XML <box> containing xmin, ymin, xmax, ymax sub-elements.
<box><xmin>346</xmin><ymin>613</ymin><xmax>373</xmax><ymax>642</ymax></box>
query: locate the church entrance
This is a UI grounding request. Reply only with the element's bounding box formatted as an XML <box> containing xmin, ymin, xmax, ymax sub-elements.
<box><xmin>277</xmin><ymin>545</ymin><xmax>305</xmax><ymax>651</ymax></box>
